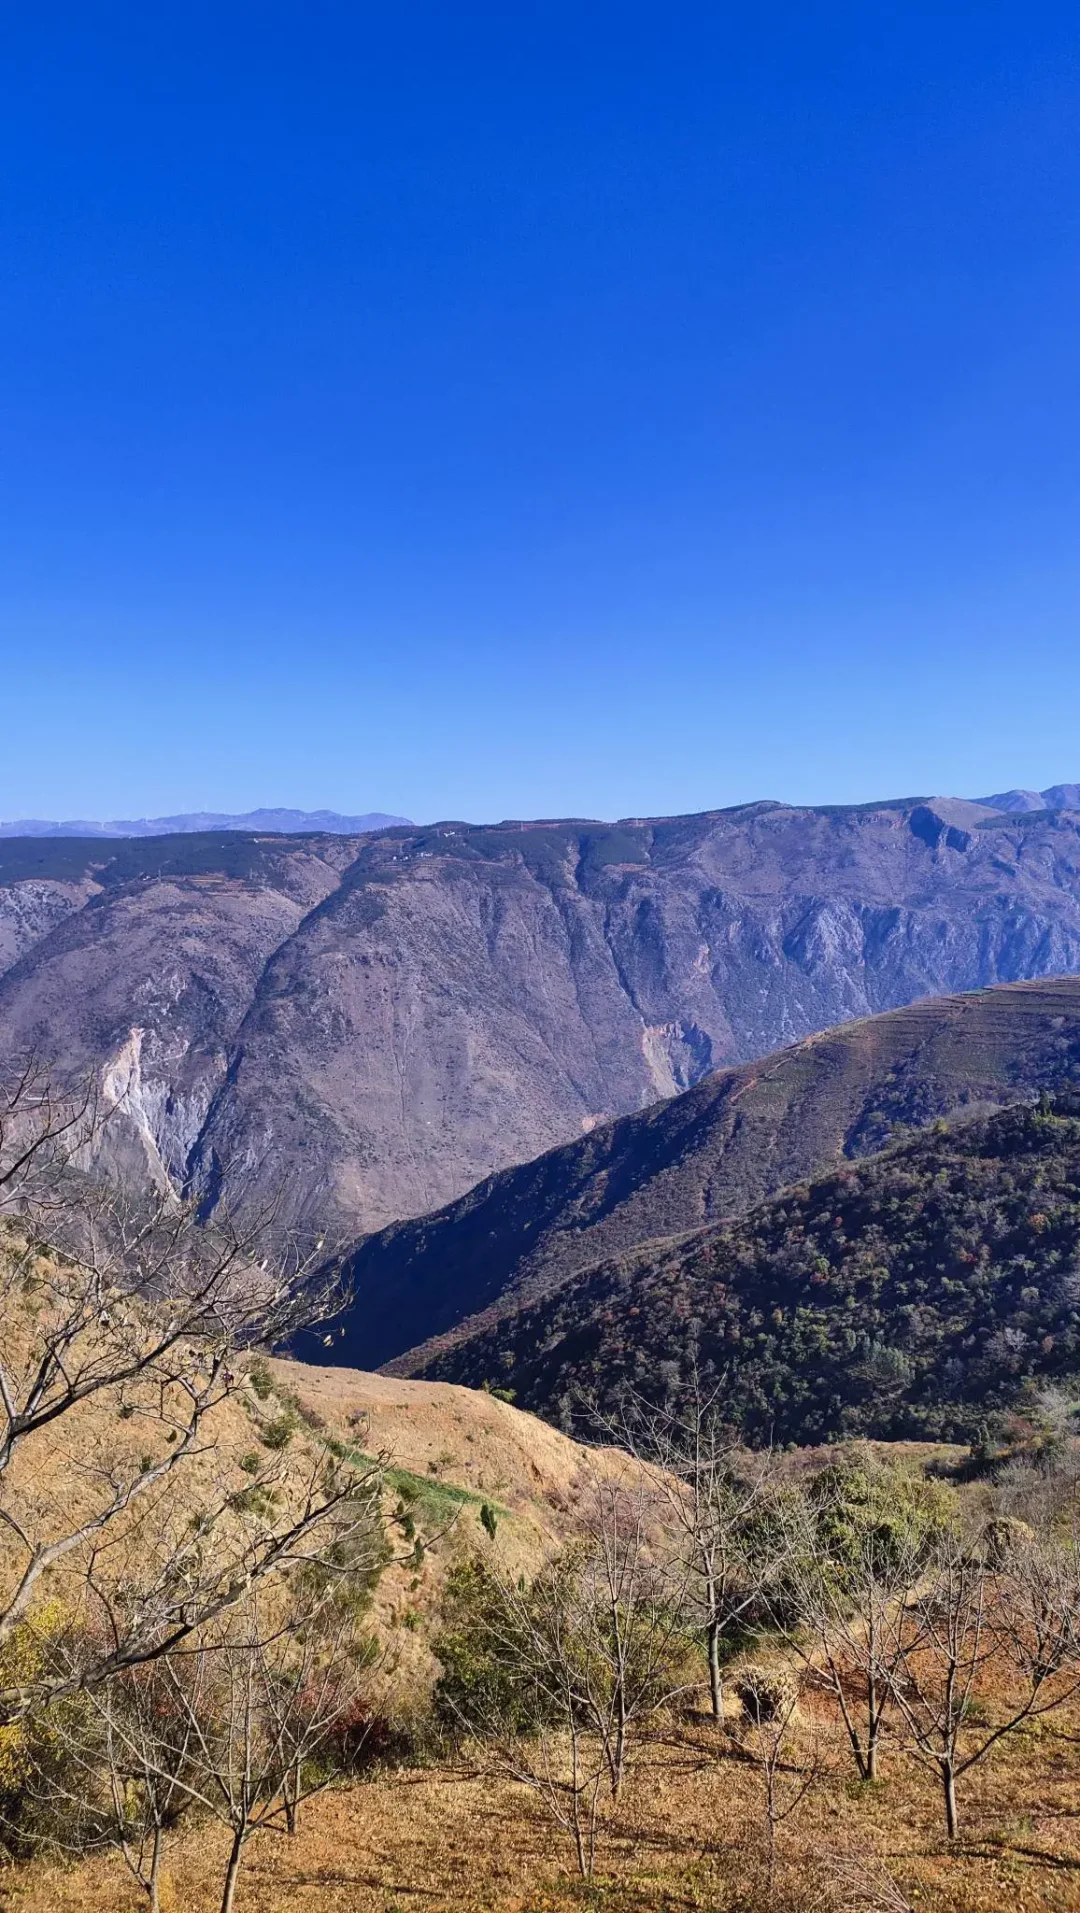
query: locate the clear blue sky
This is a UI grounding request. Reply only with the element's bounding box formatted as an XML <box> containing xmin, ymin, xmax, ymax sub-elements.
<box><xmin>2</xmin><ymin>3</ymin><xmax>1079</xmax><ymax>826</ymax></box>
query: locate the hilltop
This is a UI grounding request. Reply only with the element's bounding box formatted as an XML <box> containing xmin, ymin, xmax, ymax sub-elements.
<box><xmin>978</xmin><ymin>782</ymin><xmax>1080</xmax><ymax>812</ymax></box>
<box><xmin>0</xmin><ymin>1216</ymin><xmax>617</xmax><ymax>1674</ymax></box>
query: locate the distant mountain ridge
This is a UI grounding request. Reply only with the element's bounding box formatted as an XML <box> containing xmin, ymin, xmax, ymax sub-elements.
<box><xmin>976</xmin><ymin>784</ymin><xmax>1080</xmax><ymax>813</ymax></box>
<box><xmin>1</xmin><ymin>781</ymin><xmax>1075</xmax><ymax>835</ymax></box>
<box><xmin>0</xmin><ymin>807</ymin><xmax>411</xmax><ymax>838</ymax></box>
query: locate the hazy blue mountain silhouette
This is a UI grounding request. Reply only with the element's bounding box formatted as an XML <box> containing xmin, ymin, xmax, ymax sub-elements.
<box><xmin>0</xmin><ymin>808</ymin><xmax>410</xmax><ymax>838</ymax></box>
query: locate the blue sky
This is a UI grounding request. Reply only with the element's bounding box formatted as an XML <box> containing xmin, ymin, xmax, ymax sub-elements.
<box><xmin>2</xmin><ymin>3</ymin><xmax>1079</xmax><ymax>825</ymax></box>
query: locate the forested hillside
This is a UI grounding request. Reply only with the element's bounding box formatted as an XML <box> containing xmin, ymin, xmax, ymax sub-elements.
<box><xmin>415</xmin><ymin>1095</ymin><xmax>1080</xmax><ymax>1445</ymax></box>
<box><xmin>321</xmin><ymin>975</ymin><xmax>1080</xmax><ymax>1371</ymax></box>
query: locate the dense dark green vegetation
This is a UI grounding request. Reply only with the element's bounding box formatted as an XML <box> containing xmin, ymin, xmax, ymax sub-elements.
<box><xmin>303</xmin><ymin>978</ymin><xmax>1080</xmax><ymax>1375</ymax></box>
<box><xmin>422</xmin><ymin>1095</ymin><xmax>1080</xmax><ymax>1446</ymax></box>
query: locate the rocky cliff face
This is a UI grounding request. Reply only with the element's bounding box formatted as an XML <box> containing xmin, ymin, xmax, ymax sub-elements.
<box><xmin>2</xmin><ymin>799</ymin><xmax>1080</xmax><ymax>1242</ymax></box>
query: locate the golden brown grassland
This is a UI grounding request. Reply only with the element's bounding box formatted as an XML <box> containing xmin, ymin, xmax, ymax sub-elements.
<box><xmin>7</xmin><ymin>1694</ymin><xmax>1080</xmax><ymax>1913</ymax></box>
<box><xmin>5</xmin><ymin>1347</ymin><xmax>1080</xmax><ymax>1913</ymax></box>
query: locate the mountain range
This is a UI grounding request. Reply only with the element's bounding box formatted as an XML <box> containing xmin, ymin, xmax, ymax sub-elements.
<box><xmin>3</xmin><ymin>795</ymin><xmax>1080</xmax><ymax>1247</ymax></box>
<box><xmin>4</xmin><ymin>782</ymin><xmax>1079</xmax><ymax>835</ymax></box>
<box><xmin>0</xmin><ymin>807</ymin><xmax>410</xmax><ymax>838</ymax></box>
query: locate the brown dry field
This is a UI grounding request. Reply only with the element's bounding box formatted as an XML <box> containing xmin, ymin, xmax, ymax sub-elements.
<box><xmin>6</xmin><ymin>1340</ymin><xmax>1080</xmax><ymax>1912</ymax></box>
<box><xmin>7</xmin><ymin>1700</ymin><xmax>1080</xmax><ymax>1913</ymax></box>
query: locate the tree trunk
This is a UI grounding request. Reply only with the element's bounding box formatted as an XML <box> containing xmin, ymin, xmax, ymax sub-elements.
<box><xmin>865</xmin><ymin>1671</ymin><xmax>879</xmax><ymax>1781</ymax></box>
<box><xmin>941</xmin><ymin>1761</ymin><xmax>959</xmax><ymax>1841</ymax></box>
<box><xmin>148</xmin><ymin>1824</ymin><xmax>163</xmax><ymax>1913</ymax></box>
<box><xmin>283</xmin><ymin>1767</ymin><xmax>298</xmax><ymax>1836</ymax></box>
<box><xmin>612</xmin><ymin>1695</ymin><xmax>627</xmax><ymax>1798</ymax></box>
<box><xmin>765</xmin><ymin>1792</ymin><xmax>778</xmax><ymax>1904</ymax></box>
<box><xmin>834</xmin><ymin>1681</ymin><xmax>869</xmax><ymax>1781</ymax></box>
<box><xmin>220</xmin><ymin>1827</ymin><xmax>247</xmax><ymax>1913</ymax></box>
<box><xmin>707</xmin><ymin>1620</ymin><xmax>724</xmax><ymax>1721</ymax></box>
<box><xmin>572</xmin><ymin>1807</ymin><xmax>588</xmax><ymax>1882</ymax></box>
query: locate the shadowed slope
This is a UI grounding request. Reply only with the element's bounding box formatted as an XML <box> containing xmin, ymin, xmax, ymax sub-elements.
<box><xmin>302</xmin><ymin>977</ymin><xmax>1080</xmax><ymax>1374</ymax></box>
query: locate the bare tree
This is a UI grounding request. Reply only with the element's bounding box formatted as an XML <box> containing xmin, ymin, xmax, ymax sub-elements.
<box><xmin>772</xmin><ymin>1466</ymin><xmax>939</xmax><ymax>1782</ymax></box>
<box><xmin>137</xmin><ymin>1570</ymin><xmax>381</xmax><ymax>1913</ymax></box>
<box><xmin>0</xmin><ymin>1064</ymin><xmax>363</xmax><ymax>1721</ymax></box>
<box><xmin>735</xmin><ymin>1664</ymin><xmax>821</xmax><ymax>1906</ymax></box>
<box><xmin>97</xmin><ymin>1653</ymin><xmax>208</xmax><ymax>1913</ymax></box>
<box><xmin>882</xmin><ymin>1523</ymin><xmax>1080</xmax><ymax>1838</ymax></box>
<box><xmin>18</xmin><ymin>1644</ymin><xmax>215</xmax><ymax>1912</ymax></box>
<box><xmin>259</xmin><ymin>1556</ymin><xmax>383</xmax><ymax>1837</ymax></box>
<box><xmin>991</xmin><ymin>1407</ymin><xmax>1080</xmax><ymax>1531</ymax></box>
<box><xmin>576</xmin><ymin>1471</ymin><xmax>695</xmax><ymax>1796</ymax></box>
<box><xmin>436</xmin><ymin>1470</ymin><xmax>692</xmax><ymax>1878</ymax></box>
<box><xmin>0</xmin><ymin>1055</ymin><xmax>100</xmax><ymax>1220</ymax></box>
<box><xmin>605</xmin><ymin>1378</ymin><xmax>778</xmax><ymax>1722</ymax></box>
<box><xmin>450</xmin><ymin>1560</ymin><xmax>611</xmax><ymax>1882</ymax></box>
<box><xmin>10</xmin><ymin>1426</ymin><xmax>387</xmax><ymax>1904</ymax></box>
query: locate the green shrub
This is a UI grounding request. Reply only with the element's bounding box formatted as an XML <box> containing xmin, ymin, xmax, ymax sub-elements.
<box><xmin>295</xmin><ymin>1517</ymin><xmax>389</xmax><ymax>1622</ymax></box>
<box><xmin>229</xmin><ymin>1483</ymin><xmax>279</xmax><ymax>1518</ymax></box>
<box><xmin>807</xmin><ymin>1448</ymin><xmax>956</xmax><ymax>1583</ymax></box>
<box><xmin>259</xmin><ymin>1410</ymin><xmax>298</xmax><ymax>1451</ymax></box>
<box><xmin>0</xmin><ymin>1607</ymin><xmax>103</xmax><ymax>1856</ymax></box>
<box><xmin>247</xmin><ymin>1355</ymin><xmax>274</xmax><ymax>1401</ymax></box>
<box><xmin>433</xmin><ymin>1561</ymin><xmax>546</xmax><ymax>1734</ymax></box>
